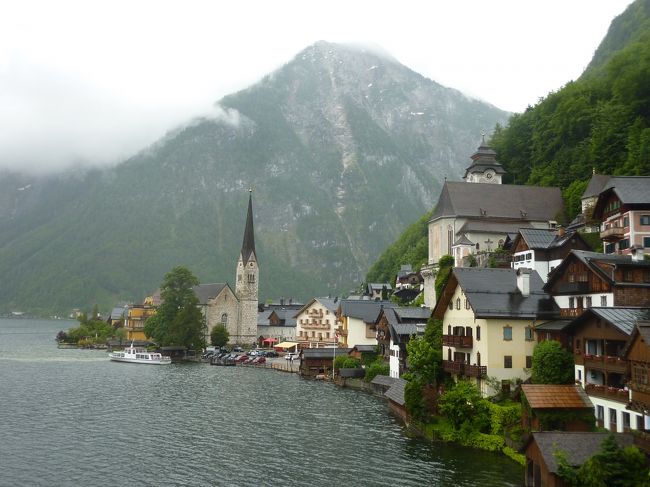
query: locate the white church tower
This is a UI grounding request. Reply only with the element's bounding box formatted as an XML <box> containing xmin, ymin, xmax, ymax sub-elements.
<box><xmin>235</xmin><ymin>190</ymin><xmax>259</xmax><ymax>345</ymax></box>
<box><xmin>463</xmin><ymin>136</ymin><xmax>506</xmax><ymax>184</ymax></box>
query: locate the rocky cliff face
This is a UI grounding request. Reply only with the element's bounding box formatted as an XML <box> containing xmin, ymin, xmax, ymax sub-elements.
<box><xmin>0</xmin><ymin>41</ymin><xmax>509</xmax><ymax>314</ymax></box>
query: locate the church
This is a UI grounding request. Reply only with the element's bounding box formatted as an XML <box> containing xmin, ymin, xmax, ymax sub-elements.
<box><xmin>194</xmin><ymin>191</ymin><xmax>259</xmax><ymax>346</ymax></box>
<box><xmin>421</xmin><ymin>140</ymin><xmax>564</xmax><ymax>307</ymax></box>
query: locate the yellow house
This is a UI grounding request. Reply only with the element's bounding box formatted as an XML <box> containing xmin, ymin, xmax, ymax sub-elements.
<box><xmin>433</xmin><ymin>267</ymin><xmax>559</xmax><ymax>397</ymax></box>
<box><xmin>124</xmin><ymin>301</ymin><xmax>156</xmax><ymax>341</ymax></box>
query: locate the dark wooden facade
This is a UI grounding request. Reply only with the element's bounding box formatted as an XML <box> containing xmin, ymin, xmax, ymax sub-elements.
<box><xmin>625</xmin><ymin>322</ymin><xmax>650</xmax><ymax>415</ymax></box>
<box><xmin>525</xmin><ymin>439</ymin><xmax>565</xmax><ymax>487</ymax></box>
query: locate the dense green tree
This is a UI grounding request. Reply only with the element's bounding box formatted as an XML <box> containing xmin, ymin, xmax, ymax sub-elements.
<box><xmin>434</xmin><ymin>255</ymin><xmax>454</xmax><ymax>299</ymax></box>
<box><xmin>531</xmin><ymin>340</ymin><xmax>574</xmax><ymax>384</ymax></box>
<box><xmin>438</xmin><ymin>379</ymin><xmax>489</xmax><ymax>430</ymax></box>
<box><xmin>210</xmin><ymin>324</ymin><xmax>230</xmax><ymax>347</ymax></box>
<box><xmin>144</xmin><ymin>266</ymin><xmax>205</xmax><ymax>350</ymax></box>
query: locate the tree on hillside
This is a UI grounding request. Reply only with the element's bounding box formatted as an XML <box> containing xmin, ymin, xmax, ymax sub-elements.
<box><xmin>210</xmin><ymin>324</ymin><xmax>229</xmax><ymax>347</ymax></box>
<box><xmin>531</xmin><ymin>340</ymin><xmax>574</xmax><ymax>384</ymax></box>
<box><xmin>434</xmin><ymin>255</ymin><xmax>454</xmax><ymax>299</ymax></box>
<box><xmin>144</xmin><ymin>266</ymin><xmax>205</xmax><ymax>350</ymax></box>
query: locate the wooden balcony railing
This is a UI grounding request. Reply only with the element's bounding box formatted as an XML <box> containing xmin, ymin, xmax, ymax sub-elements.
<box><xmin>584</xmin><ymin>354</ymin><xmax>628</xmax><ymax>374</ymax></box>
<box><xmin>464</xmin><ymin>364</ymin><xmax>487</xmax><ymax>378</ymax></box>
<box><xmin>585</xmin><ymin>383</ymin><xmax>629</xmax><ymax>403</ymax></box>
<box><xmin>560</xmin><ymin>307</ymin><xmax>584</xmax><ymax>318</ymax></box>
<box><xmin>600</xmin><ymin>226</ymin><xmax>625</xmax><ymax>241</ymax></box>
<box><xmin>442</xmin><ymin>335</ymin><xmax>473</xmax><ymax>348</ymax></box>
<box><xmin>442</xmin><ymin>360</ymin><xmax>486</xmax><ymax>378</ymax></box>
<box><xmin>443</xmin><ymin>360</ymin><xmax>464</xmax><ymax>374</ymax></box>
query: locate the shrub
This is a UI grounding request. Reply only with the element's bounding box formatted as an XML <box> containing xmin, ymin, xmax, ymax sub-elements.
<box><xmin>334</xmin><ymin>355</ymin><xmax>361</xmax><ymax>369</ymax></box>
<box><xmin>364</xmin><ymin>360</ymin><xmax>389</xmax><ymax>382</ymax></box>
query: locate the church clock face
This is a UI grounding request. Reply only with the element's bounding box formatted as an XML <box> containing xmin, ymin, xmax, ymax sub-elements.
<box><xmin>486</xmin><ymin>172</ymin><xmax>493</xmax><ymax>179</ymax></box>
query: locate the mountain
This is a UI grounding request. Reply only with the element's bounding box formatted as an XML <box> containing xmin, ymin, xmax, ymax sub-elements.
<box><xmin>490</xmin><ymin>0</ymin><xmax>650</xmax><ymax>217</ymax></box>
<box><xmin>0</xmin><ymin>41</ymin><xmax>509</xmax><ymax>315</ymax></box>
<box><xmin>367</xmin><ymin>1</ymin><xmax>650</xmax><ymax>283</ymax></box>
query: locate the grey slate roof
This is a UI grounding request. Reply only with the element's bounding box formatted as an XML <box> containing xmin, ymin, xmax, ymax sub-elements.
<box><xmin>257</xmin><ymin>309</ymin><xmax>272</xmax><ymax>326</ymax></box>
<box><xmin>453</xmin><ymin>234</ymin><xmax>474</xmax><ymax>246</ymax></box>
<box><xmin>193</xmin><ymin>283</ymin><xmax>227</xmax><ymax>305</ymax></box>
<box><xmin>518</xmin><ymin>228</ymin><xmax>579</xmax><ymax>250</ymax></box>
<box><xmin>351</xmin><ymin>345</ymin><xmax>377</xmax><ymax>353</ymax></box>
<box><xmin>384</xmin><ymin>378</ymin><xmax>407</xmax><ymax>406</ymax></box>
<box><xmin>459</xmin><ymin>220</ymin><xmax>535</xmax><ymax>235</ymax></box>
<box><xmin>397</xmin><ymin>265</ymin><xmax>413</xmax><ymax>279</ymax></box>
<box><xmin>394</xmin><ymin>307</ymin><xmax>431</xmax><ymax>320</ymax></box>
<box><xmin>535</xmin><ymin>320</ymin><xmax>572</xmax><ymax>331</ymax></box>
<box><xmin>581</xmin><ymin>174</ymin><xmax>611</xmax><ymax>199</ymax></box>
<box><xmin>301</xmin><ymin>348</ymin><xmax>351</xmax><ymax>359</ymax></box>
<box><xmin>371</xmin><ymin>375</ymin><xmax>397</xmax><ymax>387</ymax></box>
<box><xmin>568</xmin><ymin>307</ymin><xmax>650</xmax><ymax>336</ymax></box>
<box><xmin>110</xmin><ymin>307</ymin><xmax>126</xmax><ymax>320</ymax></box>
<box><xmin>368</xmin><ymin>282</ymin><xmax>393</xmax><ymax>292</ymax></box>
<box><xmin>451</xmin><ymin>268</ymin><xmax>558</xmax><ymax>319</ymax></box>
<box><xmin>430</xmin><ymin>181</ymin><xmax>564</xmax><ymax>221</ymax></box>
<box><xmin>462</xmin><ymin>143</ymin><xmax>507</xmax><ymax>179</ymax></box>
<box><xmin>531</xmin><ymin>432</ymin><xmax>633</xmax><ymax>473</ymax></box>
<box><xmin>599</xmin><ymin>176</ymin><xmax>650</xmax><ymax>205</ymax></box>
<box><xmin>339</xmin><ymin>300</ymin><xmax>394</xmax><ymax>323</ymax></box>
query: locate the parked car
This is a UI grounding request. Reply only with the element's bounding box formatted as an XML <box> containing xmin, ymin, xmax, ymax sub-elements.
<box><xmin>234</xmin><ymin>354</ymin><xmax>249</xmax><ymax>363</ymax></box>
<box><xmin>233</xmin><ymin>346</ymin><xmax>243</xmax><ymax>352</ymax></box>
<box><xmin>285</xmin><ymin>353</ymin><xmax>298</xmax><ymax>361</ymax></box>
<box><xmin>265</xmin><ymin>351</ymin><xmax>278</xmax><ymax>358</ymax></box>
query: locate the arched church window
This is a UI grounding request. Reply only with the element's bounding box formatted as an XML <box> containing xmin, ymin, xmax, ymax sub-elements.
<box><xmin>248</xmin><ymin>274</ymin><xmax>255</xmax><ymax>283</ymax></box>
<box><xmin>221</xmin><ymin>313</ymin><xmax>228</xmax><ymax>325</ymax></box>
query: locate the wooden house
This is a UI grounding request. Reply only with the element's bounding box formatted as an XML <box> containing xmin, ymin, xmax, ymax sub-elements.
<box><xmin>623</xmin><ymin>319</ymin><xmax>650</xmax><ymax>431</ymax></box>
<box><xmin>521</xmin><ymin>384</ymin><xmax>593</xmax><ymax>432</ymax></box>
<box><xmin>299</xmin><ymin>347</ymin><xmax>351</xmax><ymax>378</ymax></box>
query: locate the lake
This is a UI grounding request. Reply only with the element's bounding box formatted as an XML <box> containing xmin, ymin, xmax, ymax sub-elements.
<box><xmin>0</xmin><ymin>318</ymin><xmax>522</xmax><ymax>486</ymax></box>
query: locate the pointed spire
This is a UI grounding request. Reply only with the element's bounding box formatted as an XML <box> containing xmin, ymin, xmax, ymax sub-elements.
<box><xmin>240</xmin><ymin>189</ymin><xmax>256</xmax><ymax>265</ymax></box>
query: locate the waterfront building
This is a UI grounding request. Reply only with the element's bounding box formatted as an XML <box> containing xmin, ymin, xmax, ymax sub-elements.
<box><xmin>294</xmin><ymin>298</ymin><xmax>338</xmax><ymax>348</ymax></box>
<box><xmin>124</xmin><ymin>302</ymin><xmax>156</xmax><ymax>341</ymax></box>
<box><xmin>567</xmin><ymin>307</ymin><xmax>650</xmax><ymax>432</ymax></box>
<box><xmin>336</xmin><ymin>299</ymin><xmax>392</xmax><ymax>349</ymax></box>
<box><xmin>433</xmin><ymin>267</ymin><xmax>558</xmax><ymax>397</ymax></box>
<box><xmin>421</xmin><ymin>141</ymin><xmax>564</xmax><ymax>307</ymax></box>
<box><xmin>623</xmin><ymin>320</ymin><xmax>650</xmax><ymax>430</ymax></box>
<box><xmin>543</xmin><ymin>250</ymin><xmax>650</xmax><ymax>319</ymax></box>
<box><xmin>299</xmin><ymin>347</ymin><xmax>350</xmax><ymax>378</ymax></box>
<box><xmin>521</xmin><ymin>384</ymin><xmax>593</xmax><ymax>433</ymax></box>
<box><xmin>375</xmin><ymin>306</ymin><xmax>429</xmax><ymax>378</ymax></box>
<box><xmin>592</xmin><ymin>176</ymin><xmax>650</xmax><ymax>255</ymax></box>
<box><xmin>256</xmin><ymin>303</ymin><xmax>299</xmax><ymax>344</ymax></box>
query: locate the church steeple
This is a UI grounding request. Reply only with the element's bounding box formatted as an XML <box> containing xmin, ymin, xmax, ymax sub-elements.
<box><xmin>463</xmin><ymin>136</ymin><xmax>506</xmax><ymax>184</ymax></box>
<box><xmin>240</xmin><ymin>189</ymin><xmax>256</xmax><ymax>265</ymax></box>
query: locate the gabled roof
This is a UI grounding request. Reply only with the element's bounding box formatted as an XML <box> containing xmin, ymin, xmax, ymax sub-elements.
<box><xmin>397</xmin><ymin>265</ymin><xmax>413</xmax><ymax>279</ymax></box>
<box><xmin>544</xmin><ymin>250</ymin><xmax>650</xmax><ymax>291</ymax></box>
<box><xmin>371</xmin><ymin>375</ymin><xmax>398</xmax><ymax>387</ymax></box>
<box><xmin>193</xmin><ymin>283</ymin><xmax>229</xmax><ymax>305</ymax></box>
<box><xmin>452</xmin><ymin>234</ymin><xmax>474</xmax><ymax>246</ymax></box>
<box><xmin>598</xmin><ymin>176</ymin><xmax>650</xmax><ymax>205</ymax></box>
<box><xmin>566</xmin><ymin>307</ymin><xmax>650</xmax><ymax>336</ymax></box>
<box><xmin>535</xmin><ymin>320</ymin><xmax>571</xmax><ymax>331</ymax></box>
<box><xmin>110</xmin><ymin>306</ymin><xmax>126</xmax><ymax>320</ymax></box>
<box><xmin>433</xmin><ymin>268</ymin><xmax>558</xmax><ymax>320</ymax></box>
<box><xmin>581</xmin><ymin>174</ymin><xmax>611</xmax><ymax>199</ymax></box>
<box><xmin>294</xmin><ymin>297</ymin><xmax>340</xmax><ymax>317</ymax></box>
<box><xmin>367</xmin><ymin>282</ymin><xmax>392</xmax><ymax>292</ymax></box>
<box><xmin>394</xmin><ymin>307</ymin><xmax>431</xmax><ymax>321</ymax></box>
<box><xmin>339</xmin><ymin>300</ymin><xmax>394</xmax><ymax>323</ymax></box>
<box><xmin>521</xmin><ymin>384</ymin><xmax>592</xmax><ymax>409</ymax></box>
<box><xmin>515</xmin><ymin>228</ymin><xmax>587</xmax><ymax>251</ymax></box>
<box><xmin>430</xmin><ymin>181</ymin><xmax>564</xmax><ymax>222</ymax></box>
<box><xmin>529</xmin><ymin>432</ymin><xmax>633</xmax><ymax>473</ymax></box>
<box><xmin>351</xmin><ymin>345</ymin><xmax>377</xmax><ymax>353</ymax></box>
<box><xmin>257</xmin><ymin>309</ymin><xmax>273</xmax><ymax>326</ymax></box>
<box><xmin>623</xmin><ymin>320</ymin><xmax>650</xmax><ymax>357</ymax></box>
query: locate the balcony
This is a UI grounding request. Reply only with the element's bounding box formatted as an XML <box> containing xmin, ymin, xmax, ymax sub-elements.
<box><xmin>585</xmin><ymin>383</ymin><xmax>629</xmax><ymax>403</ymax></box>
<box><xmin>583</xmin><ymin>354</ymin><xmax>628</xmax><ymax>374</ymax></box>
<box><xmin>560</xmin><ymin>307</ymin><xmax>585</xmax><ymax>318</ymax></box>
<box><xmin>442</xmin><ymin>335</ymin><xmax>473</xmax><ymax>348</ymax></box>
<box><xmin>336</xmin><ymin>327</ymin><xmax>348</xmax><ymax>336</ymax></box>
<box><xmin>600</xmin><ymin>226</ymin><xmax>625</xmax><ymax>242</ymax></box>
<box><xmin>302</xmin><ymin>322</ymin><xmax>330</xmax><ymax>330</ymax></box>
<box><xmin>442</xmin><ymin>360</ymin><xmax>487</xmax><ymax>378</ymax></box>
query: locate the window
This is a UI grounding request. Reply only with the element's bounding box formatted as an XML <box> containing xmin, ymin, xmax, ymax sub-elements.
<box><xmin>503</xmin><ymin>326</ymin><xmax>512</xmax><ymax>341</ymax></box>
<box><xmin>476</xmin><ymin>326</ymin><xmax>481</xmax><ymax>341</ymax></box>
<box><xmin>525</xmin><ymin>327</ymin><xmax>534</xmax><ymax>341</ymax></box>
<box><xmin>605</xmin><ymin>242</ymin><xmax>616</xmax><ymax>254</ymax></box>
<box><xmin>456</xmin><ymin>298</ymin><xmax>461</xmax><ymax>310</ymax></box>
<box><xmin>465</xmin><ymin>299</ymin><xmax>470</xmax><ymax>310</ymax></box>
<box><xmin>578</xmin><ymin>369</ymin><xmax>582</xmax><ymax>381</ymax></box>
<box><xmin>623</xmin><ymin>216</ymin><xmax>629</xmax><ymax>228</ymax></box>
<box><xmin>326</xmin><ymin>332</ymin><xmax>330</xmax><ymax>339</ymax></box>
<box><xmin>619</xmin><ymin>238</ymin><xmax>630</xmax><ymax>251</ymax></box>
<box><xmin>641</xmin><ymin>215</ymin><xmax>650</xmax><ymax>225</ymax></box>
<box><xmin>247</xmin><ymin>273</ymin><xmax>256</xmax><ymax>283</ymax></box>
<box><xmin>601</xmin><ymin>295</ymin><xmax>607</xmax><ymax>306</ymax></box>
<box><xmin>447</xmin><ymin>228</ymin><xmax>453</xmax><ymax>252</ymax></box>
<box><xmin>448</xmin><ymin>301</ymin><xmax>453</xmax><ymax>311</ymax></box>
<box><xmin>609</xmin><ymin>408</ymin><xmax>617</xmax><ymax>425</ymax></box>
<box><xmin>501</xmin><ymin>380</ymin><xmax>511</xmax><ymax>395</ymax></box>
<box><xmin>569</xmin><ymin>297</ymin><xmax>575</xmax><ymax>309</ymax></box>
<box><xmin>597</xmin><ymin>406</ymin><xmax>604</xmax><ymax>421</ymax></box>
<box><xmin>526</xmin><ymin>355</ymin><xmax>532</xmax><ymax>368</ymax></box>
<box><xmin>623</xmin><ymin>412</ymin><xmax>631</xmax><ymax>430</ymax></box>
<box><xmin>586</xmin><ymin>296</ymin><xmax>592</xmax><ymax>308</ymax></box>
<box><xmin>504</xmin><ymin>356</ymin><xmax>512</xmax><ymax>368</ymax></box>
<box><xmin>623</xmin><ymin>270</ymin><xmax>634</xmax><ymax>282</ymax></box>
<box><xmin>221</xmin><ymin>313</ymin><xmax>228</xmax><ymax>325</ymax></box>
<box><xmin>644</xmin><ymin>236</ymin><xmax>650</xmax><ymax>248</ymax></box>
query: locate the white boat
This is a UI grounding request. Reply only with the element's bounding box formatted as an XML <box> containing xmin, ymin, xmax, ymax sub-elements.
<box><xmin>109</xmin><ymin>343</ymin><xmax>172</xmax><ymax>365</ymax></box>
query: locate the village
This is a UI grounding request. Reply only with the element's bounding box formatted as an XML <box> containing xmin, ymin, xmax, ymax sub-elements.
<box><xmin>94</xmin><ymin>141</ymin><xmax>650</xmax><ymax>486</ymax></box>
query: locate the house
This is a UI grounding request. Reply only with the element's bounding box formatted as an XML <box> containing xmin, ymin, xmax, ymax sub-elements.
<box><xmin>336</xmin><ymin>300</ymin><xmax>393</xmax><ymax>348</ymax></box>
<box><xmin>568</xmin><ymin>307</ymin><xmax>650</xmax><ymax>432</ymax></box>
<box><xmin>592</xmin><ymin>176</ymin><xmax>650</xmax><ymax>255</ymax></box>
<box><xmin>623</xmin><ymin>320</ymin><xmax>650</xmax><ymax>430</ymax></box>
<box><xmin>376</xmin><ymin>306</ymin><xmax>430</xmax><ymax>378</ymax></box>
<box><xmin>421</xmin><ymin>141</ymin><xmax>564</xmax><ymax>307</ymax></box>
<box><xmin>524</xmin><ymin>432</ymin><xmax>634</xmax><ymax>487</ymax></box>
<box><xmin>393</xmin><ymin>265</ymin><xmax>423</xmax><ymax>303</ymax></box>
<box><xmin>567</xmin><ymin>173</ymin><xmax>611</xmax><ymax>233</ymax></box>
<box><xmin>349</xmin><ymin>344</ymin><xmax>377</xmax><ymax>361</ymax></box>
<box><xmin>299</xmin><ymin>347</ymin><xmax>351</xmax><ymax>378</ymax></box>
<box><xmin>521</xmin><ymin>384</ymin><xmax>593</xmax><ymax>432</ymax></box>
<box><xmin>533</xmin><ymin>319</ymin><xmax>573</xmax><ymax>350</ymax></box>
<box><xmin>107</xmin><ymin>306</ymin><xmax>126</xmax><ymax>327</ymax></box>
<box><xmin>256</xmin><ymin>301</ymin><xmax>301</xmax><ymax>345</ymax></box>
<box><xmin>294</xmin><ymin>298</ymin><xmax>339</xmax><ymax>348</ymax></box>
<box><xmin>433</xmin><ymin>267</ymin><xmax>559</xmax><ymax>397</ymax></box>
<box><xmin>511</xmin><ymin>228</ymin><xmax>592</xmax><ymax>282</ymax></box>
<box><xmin>367</xmin><ymin>283</ymin><xmax>392</xmax><ymax>300</ymax></box>
<box><xmin>544</xmin><ymin>250</ymin><xmax>650</xmax><ymax>319</ymax></box>
<box><xmin>384</xmin><ymin>377</ymin><xmax>408</xmax><ymax>422</ymax></box>
<box><xmin>123</xmin><ymin>303</ymin><xmax>156</xmax><ymax>341</ymax></box>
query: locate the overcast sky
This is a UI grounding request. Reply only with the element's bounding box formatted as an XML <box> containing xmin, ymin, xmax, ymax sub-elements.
<box><xmin>0</xmin><ymin>0</ymin><xmax>633</xmax><ymax>174</ymax></box>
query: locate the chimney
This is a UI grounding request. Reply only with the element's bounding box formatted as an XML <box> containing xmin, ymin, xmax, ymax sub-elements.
<box><xmin>280</xmin><ymin>297</ymin><xmax>284</xmax><ymax>306</ymax></box>
<box><xmin>631</xmin><ymin>246</ymin><xmax>645</xmax><ymax>262</ymax></box>
<box><xmin>517</xmin><ymin>268</ymin><xmax>531</xmax><ymax>297</ymax></box>
<box><xmin>557</xmin><ymin>226</ymin><xmax>566</xmax><ymax>237</ymax></box>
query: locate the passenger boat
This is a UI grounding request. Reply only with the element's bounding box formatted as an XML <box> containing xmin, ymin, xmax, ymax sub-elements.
<box><xmin>108</xmin><ymin>343</ymin><xmax>171</xmax><ymax>365</ymax></box>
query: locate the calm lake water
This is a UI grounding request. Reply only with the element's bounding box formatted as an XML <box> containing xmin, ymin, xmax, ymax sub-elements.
<box><xmin>0</xmin><ymin>319</ymin><xmax>523</xmax><ymax>486</ymax></box>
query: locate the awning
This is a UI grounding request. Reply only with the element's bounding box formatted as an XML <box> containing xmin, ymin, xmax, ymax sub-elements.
<box><xmin>275</xmin><ymin>341</ymin><xmax>298</xmax><ymax>349</ymax></box>
<box><xmin>262</xmin><ymin>337</ymin><xmax>278</xmax><ymax>343</ymax></box>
